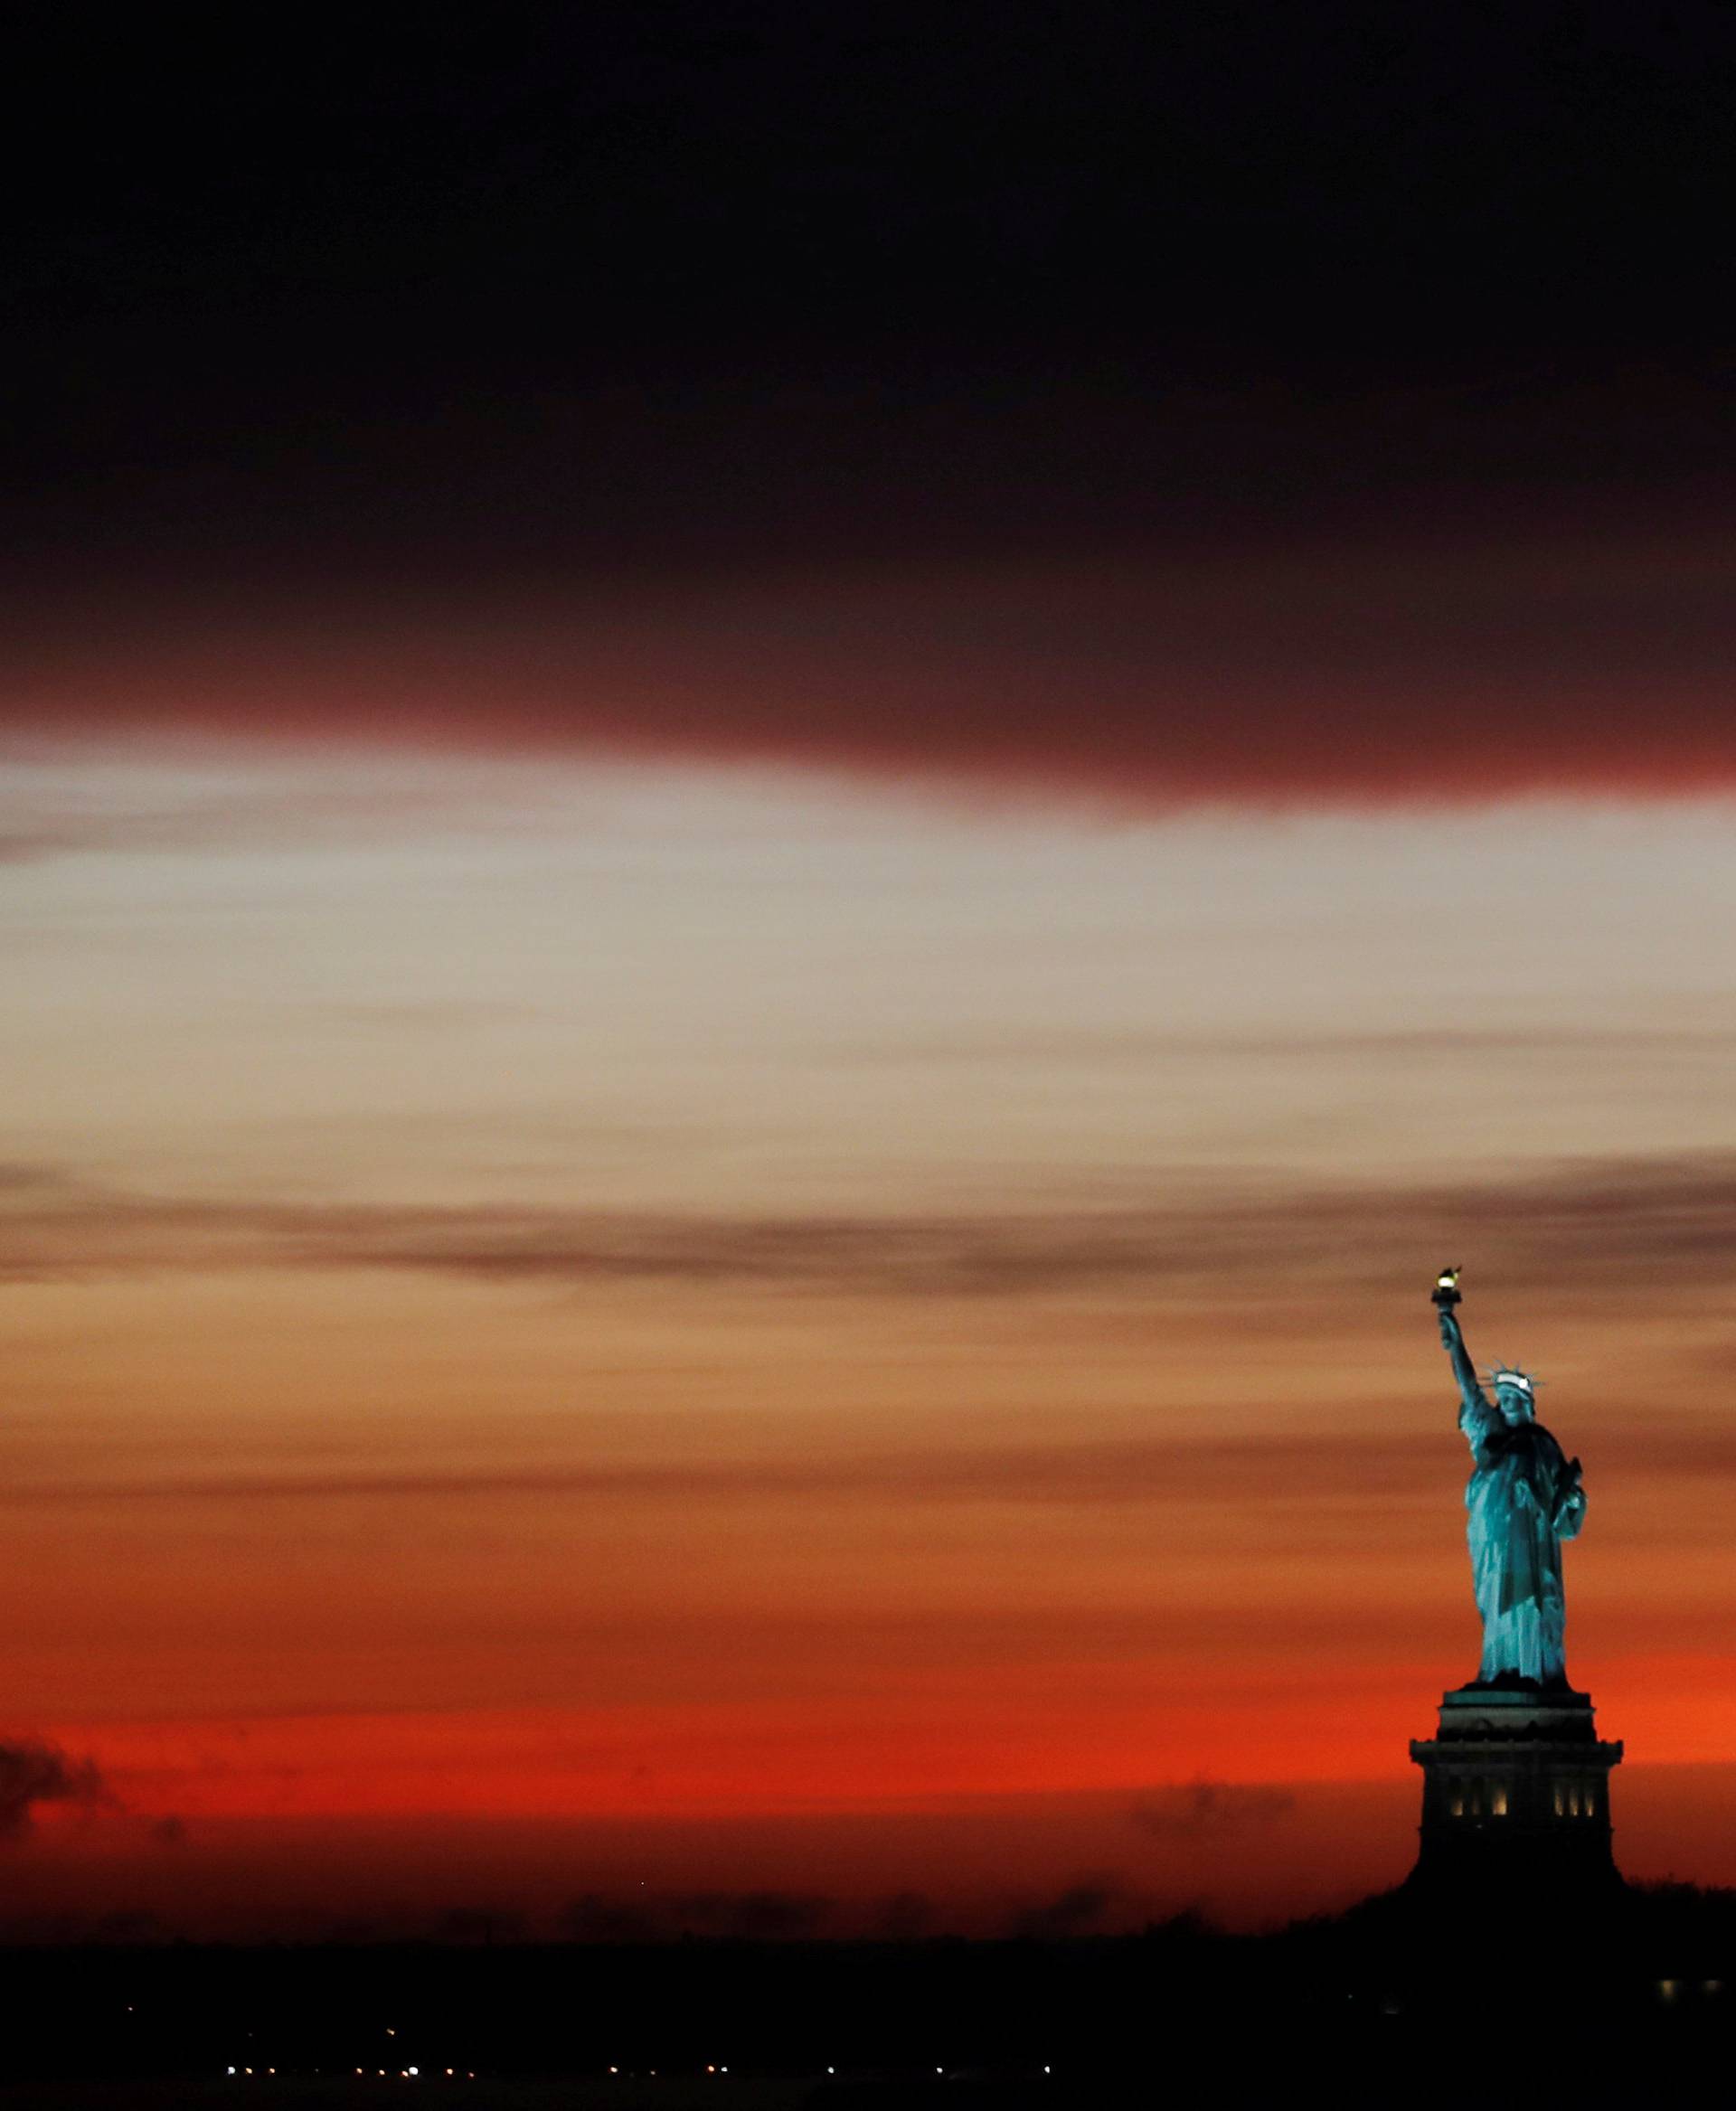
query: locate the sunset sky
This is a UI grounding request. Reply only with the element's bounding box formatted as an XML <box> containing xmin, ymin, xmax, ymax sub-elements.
<box><xmin>5</xmin><ymin>7</ymin><xmax>1736</xmax><ymax>1937</ymax></box>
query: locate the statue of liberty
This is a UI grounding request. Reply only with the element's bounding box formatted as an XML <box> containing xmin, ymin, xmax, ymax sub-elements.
<box><xmin>1433</xmin><ymin>1271</ymin><xmax>1587</xmax><ymax>1687</ymax></box>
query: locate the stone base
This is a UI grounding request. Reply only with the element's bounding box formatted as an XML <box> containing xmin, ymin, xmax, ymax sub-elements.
<box><xmin>1408</xmin><ymin>1681</ymin><xmax>1623</xmax><ymax>1891</ymax></box>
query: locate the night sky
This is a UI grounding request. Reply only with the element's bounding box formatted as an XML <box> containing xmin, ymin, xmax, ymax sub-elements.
<box><xmin>5</xmin><ymin>4</ymin><xmax>1736</xmax><ymax>1937</ymax></box>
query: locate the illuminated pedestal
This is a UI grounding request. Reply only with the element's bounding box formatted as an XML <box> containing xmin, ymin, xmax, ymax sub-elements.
<box><xmin>1409</xmin><ymin>1684</ymin><xmax>1623</xmax><ymax>1891</ymax></box>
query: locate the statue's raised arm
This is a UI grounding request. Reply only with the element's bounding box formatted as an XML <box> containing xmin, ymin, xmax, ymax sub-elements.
<box><xmin>1438</xmin><ymin>1303</ymin><xmax>1489</xmax><ymax>1422</ymax></box>
<box><xmin>1433</xmin><ymin>1268</ymin><xmax>1489</xmax><ymax>1428</ymax></box>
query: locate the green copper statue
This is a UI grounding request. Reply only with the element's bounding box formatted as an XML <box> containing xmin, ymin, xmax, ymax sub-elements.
<box><xmin>1434</xmin><ymin>1271</ymin><xmax>1586</xmax><ymax>1686</ymax></box>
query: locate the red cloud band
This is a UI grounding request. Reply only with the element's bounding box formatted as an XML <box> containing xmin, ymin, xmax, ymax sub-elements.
<box><xmin>7</xmin><ymin>530</ymin><xmax>1734</xmax><ymax>804</ymax></box>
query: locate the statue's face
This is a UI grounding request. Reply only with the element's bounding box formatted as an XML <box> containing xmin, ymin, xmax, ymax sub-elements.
<box><xmin>1495</xmin><ymin>1385</ymin><xmax>1534</xmax><ymax>1426</ymax></box>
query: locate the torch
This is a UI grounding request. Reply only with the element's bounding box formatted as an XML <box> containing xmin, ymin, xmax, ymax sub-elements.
<box><xmin>1431</xmin><ymin>1266</ymin><xmax>1462</xmax><ymax>1310</ymax></box>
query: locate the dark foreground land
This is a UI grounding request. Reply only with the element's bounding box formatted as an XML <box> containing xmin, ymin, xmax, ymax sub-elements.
<box><xmin>4</xmin><ymin>1884</ymin><xmax>1735</xmax><ymax>2107</ymax></box>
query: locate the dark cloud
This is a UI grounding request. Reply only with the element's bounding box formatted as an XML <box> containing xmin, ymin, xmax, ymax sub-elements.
<box><xmin>88</xmin><ymin>1909</ymin><xmax>166</xmax><ymax>1945</ymax></box>
<box><xmin>0</xmin><ymin>1164</ymin><xmax>71</xmax><ymax>1194</ymax></box>
<box><xmin>433</xmin><ymin>1907</ymin><xmax>527</xmax><ymax>1946</ymax></box>
<box><xmin>8</xmin><ymin>519</ymin><xmax>1736</xmax><ymax>810</ymax></box>
<box><xmin>672</xmin><ymin>1890</ymin><xmax>834</xmax><ymax>1940</ymax></box>
<box><xmin>1008</xmin><ymin>1878</ymin><xmax>1126</xmax><ymax>1939</ymax></box>
<box><xmin>7</xmin><ymin>1154</ymin><xmax>1736</xmax><ymax>1520</ymax></box>
<box><xmin>9</xmin><ymin>1149</ymin><xmax>1736</xmax><ymax>1302</ymax></box>
<box><xmin>828</xmin><ymin>1026</ymin><xmax>1736</xmax><ymax>1070</ymax></box>
<box><xmin>871</xmin><ymin>1890</ymin><xmax>939</xmax><ymax>1941</ymax></box>
<box><xmin>0</xmin><ymin>1741</ymin><xmax>106</xmax><ymax>1841</ymax></box>
<box><xmin>0</xmin><ymin>1430</ymin><xmax>1444</xmax><ymax>1513</ymax></box>
<box><xmin>561</xmin><ymin>1894</ymin><xmax>658</xmax><ymax>1944</ymax></box>
<box><xmin>9</xmin><ymin>6</ymin><xmax>1735</xmax><ymax>810</ymax></box>
<box><xmin>560</xmin><ymin>1890</ymin><xmax>833</xmax><ymax>1943</ymax></box>
<box><xmin>1131</xmin><ymin>1783</ymin><xmax>1297</xmax><ymax>1842</ymax></box>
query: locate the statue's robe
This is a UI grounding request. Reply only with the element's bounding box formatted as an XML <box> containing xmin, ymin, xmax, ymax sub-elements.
<box><xmin>1459</xmin><ymin>1396</ymin><xmax>1583</xmax><ymax>1685</ymax></box>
